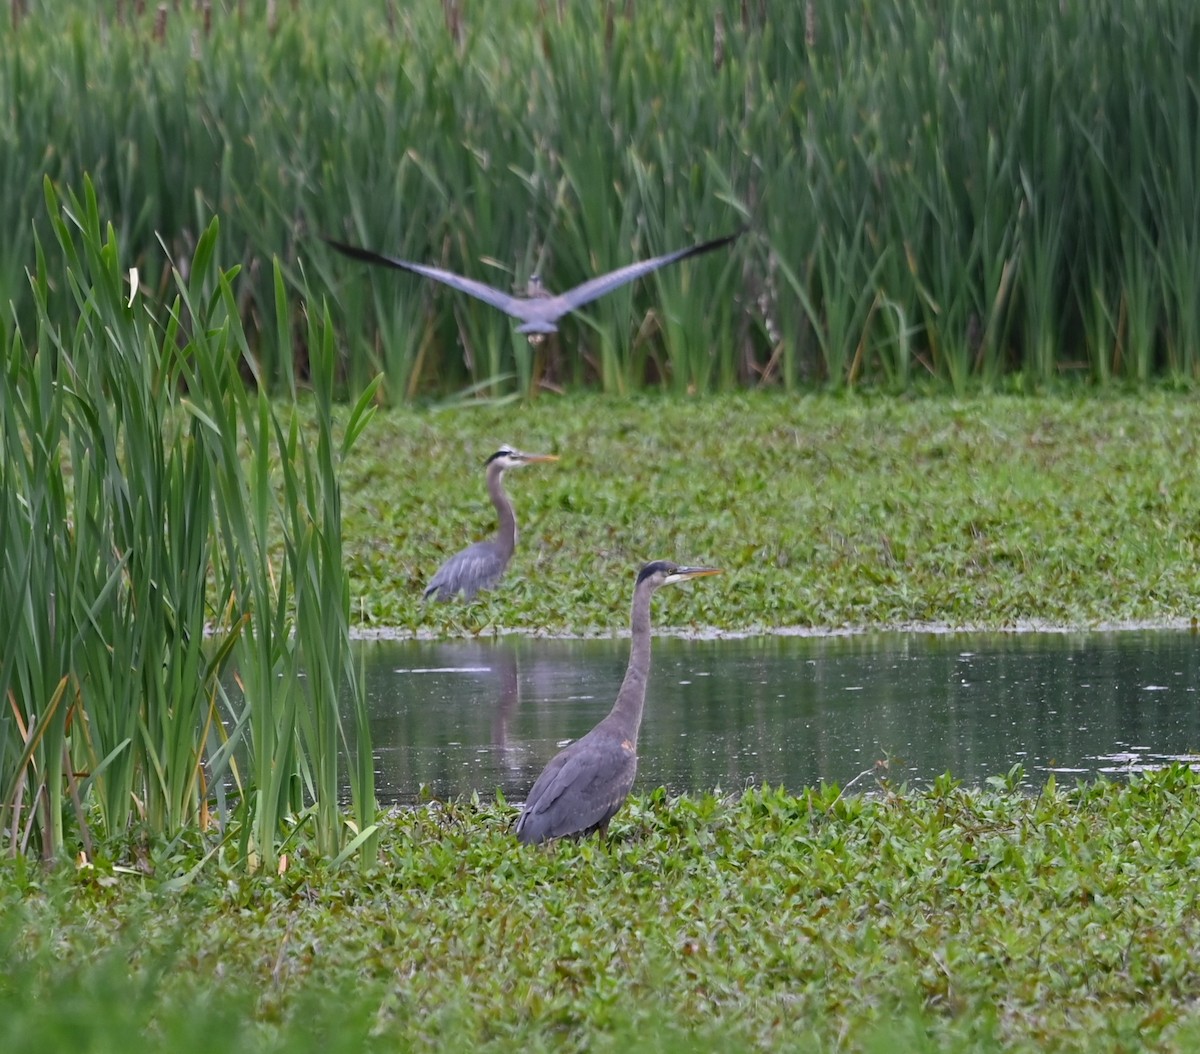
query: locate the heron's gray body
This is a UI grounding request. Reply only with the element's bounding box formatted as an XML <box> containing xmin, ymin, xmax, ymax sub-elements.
<box><xmin>515</xmin><ymin>717</ymin><xmax>640</xmax><ymax>843</ymax></box>
<box><xmin>515</xmin><ymin>560</ymin><xmax>720</xmax><ymax>844</ymax></box>
<box><xmin>423</xmin><ymin>446</ymin><xmax>556</xmax><ymax>602</ymax></box>
<box><xmin>423</xmin><ymin>539</ymin><xmax>509</xmax><ymax>602</ymax></box>
<box><xmin>324</xmin><ymin>231</ymin><xmax>742</xmax><ymax>337</ymax></box>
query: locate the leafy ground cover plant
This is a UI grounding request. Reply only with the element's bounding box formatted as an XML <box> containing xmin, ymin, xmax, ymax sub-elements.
<box><xmin>338</xmin><ymin>391</ymin><xmax>1200</xmax><ymax>635</ymax></box>
<box><xmin>3</xmin><ymin>769</ymin><xmax>1200</xmax><ymax>1052</ymax></box>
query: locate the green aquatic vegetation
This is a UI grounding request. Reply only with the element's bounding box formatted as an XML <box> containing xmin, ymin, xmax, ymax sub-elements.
<box><xmin>4</xmin><ymin>769</ymin><xmax>1200</xmax><ymax>1051</ymax></box>
<box><xmin>340</xmin><ymin>391</ymin><xmax>1200</xmax><ymax>636</ymax></box>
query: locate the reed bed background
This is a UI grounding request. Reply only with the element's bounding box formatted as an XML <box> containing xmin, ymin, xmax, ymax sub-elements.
<box><xmin>0</xmin><ymin>179</ymin><xmax>377</xmax><ymax>866</ymax></box>
<box><xmin>2</xmin><ymin>0</ymin><xmax>1198</xmax><ymax>399</ymax></box>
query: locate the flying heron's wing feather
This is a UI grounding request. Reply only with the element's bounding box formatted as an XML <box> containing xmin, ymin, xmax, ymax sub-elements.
<box><xmin>324</xmin><ymin>239</ymin><xmax>528</xmax><ymax>319</ymax></box>
<box><xmin>550</xmin><ymin>230</ymin><xmax>744</xmax><ymax>315</ymax></box>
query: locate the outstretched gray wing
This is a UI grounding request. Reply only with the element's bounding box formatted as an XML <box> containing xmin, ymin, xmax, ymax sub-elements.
<box><xmin>546</xmin><ymin>230</ymin><xmax>743</xmax><ymax>316</ymax></box>
<box><xmin>325</xmin><ymin>239</ymin><xmax>528</xmax><ymax>320</ymax></box>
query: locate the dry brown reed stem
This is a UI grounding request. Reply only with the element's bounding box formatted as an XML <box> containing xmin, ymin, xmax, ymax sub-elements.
<box><xmin>10</xmin><ymin>0</ymin><xmax>26</xmax><ymax>31</ymax></box>
<box><xmin>741</xmin><ymin>0</ymin><xmax>766</xmax><ymax>31</ymax></box>
<box><xmin>538</xmin><ymin>0</ymin><xmax>552</xmax><ymax>60</ymax></box>
<box><xmin>6</xmin><ymin>696</ymin><xmax>28</xmax><ymax>858</ymax></box>
<box><xmin>713</xmin><ymin>10</ymin><xmax>725</xmax><ymax>71</ymax></box>
<box><xmin>154</xmin><ymin>3</ymin><xmax>166</xmax><ymax>41</ymax></box>
<box><xmin>806</xmin><ymin>0</ymin><xmax>816</xmax><ymax>47</ymax></box>
<box><xmin>267</xmin><ymin>0</ymin><xmax>277</xmax><ymax>35</ymax></box>
<box><xmin>442</xmin><ymin>0</ymin><xmax>461</xmax><ymax>49</ymax></box>
<box><xmin>63</xmin><ymin>740</ymin><xmax>94</xmax><ymax>863</ymax></box>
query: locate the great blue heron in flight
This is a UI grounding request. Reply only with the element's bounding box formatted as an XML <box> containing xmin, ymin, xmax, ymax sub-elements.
<box><xmin>515</xmin><ymin>560</ymin><xmax>722</xmax><ymax>844</ymax></box>
<box><xmin>424</xmin><ymin>445</ymin><xmax>558</xmax><ymax>602</ymax></box>
<box><xmin>323</xmin><ymin>230</ymin><xmax>742</xmax><ymax>339</ymax></box>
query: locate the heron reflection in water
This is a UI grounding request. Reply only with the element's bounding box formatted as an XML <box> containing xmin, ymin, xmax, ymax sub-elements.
<box><xmin>515</xmin><ymin>560</ymin><xmax>722</xmax><ymax>845</ymax></box>
<box><xmin>324</xmin><ymin>231</ymin><xmax>742</xmax><ymax>342</ymax></box>
<box><xmin>423</xmin><ymin>445</ymin><xmax>558</xmax><ymax>602</ymax></box>
<box><xmin>490</xmin><ymin>644</ymin><xmax>522</xmax><ymax>774</ymax></box>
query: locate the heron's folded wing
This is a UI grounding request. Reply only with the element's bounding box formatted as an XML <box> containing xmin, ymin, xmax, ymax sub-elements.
<box><xmin>519</xmin><ymin>742</ymin><xmax>636</xmax><ymax>840</ymax></box>
<box><xmin>425</xmin><ymin>541</ymin><xmax>506</xmax><ymax>598</ymax></box>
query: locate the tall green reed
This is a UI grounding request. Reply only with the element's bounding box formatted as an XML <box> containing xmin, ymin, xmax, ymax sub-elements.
<box><xmin>3</xmin><ymin>0</ymin><xmax>1200</xmax><ymax>395</ymax></box>
<box><xmin>0</xmin><ymin>178</ymin><xmax>376</xmax><ymax>868</ymax></box>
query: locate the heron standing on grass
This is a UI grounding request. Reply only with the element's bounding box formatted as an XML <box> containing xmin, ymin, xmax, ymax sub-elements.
<box><xmin>424</xmin><ymin>445</ymin><xmax>558</xmax><ymax>602</ymax></box>
<box><xmin>324</xmin><ymin>230</ymin><xmax>742</xmax><ymax>341</ymax></box>
<box><xmin>515</xmin><ymin>560</ymin><xmax>722</xmax><ymax>844</ymax></box>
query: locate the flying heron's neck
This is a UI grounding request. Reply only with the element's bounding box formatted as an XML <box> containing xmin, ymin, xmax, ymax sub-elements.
<box><xmin>487</xmin><ymin>463</ymin><xmax>517</xmax><ymax>556</ymax></box>
<box><xmin>607</xmin><ymin>579</ymin><xmax>657</xmax><ymax>747</ymax></box>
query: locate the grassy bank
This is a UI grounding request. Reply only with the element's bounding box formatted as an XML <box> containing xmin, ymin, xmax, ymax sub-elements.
<box><xmin>3</xmin><ymin>0</ymin><xmax>1200</xmax><ymax>393</ymax></box>
<box><xmin>4</xmin><ymin>770</ymin><xmax>1200</xmax><ymax>1052</ymax></box>
<box><xmin>345</xmin><ymin>391</ymin><xmax>1200</xmax><ymax>635</ymax></box>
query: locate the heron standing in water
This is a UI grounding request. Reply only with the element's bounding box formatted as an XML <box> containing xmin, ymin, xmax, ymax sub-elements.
<box><xmin>324</xmin><ymin>231</ymin><xmax>742</xmax><ymax>341</ymax></box>
<box><xmin>515</xmin><ymin>560</ymin><xmax>722</xmax><ymax>844</ymax></box>
<box><xmin>424</xmin><ymin>445</ymin><xmax>558</xmax><ymax>602</ymax></box>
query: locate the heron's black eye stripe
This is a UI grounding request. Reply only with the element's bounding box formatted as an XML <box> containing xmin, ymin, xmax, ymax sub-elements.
<box><xmin>636</xmin><ymin>560</ymin><xmax>676</xmax><ymax>585</ymax></box>
<box><xmin>486</xmin><ymin>449</ymin><xmax>514</xmax><ymax>465</ymax></box>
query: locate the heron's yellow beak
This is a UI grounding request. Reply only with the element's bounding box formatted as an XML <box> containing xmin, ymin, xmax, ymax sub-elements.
<box><xmin>676</xmin><ymin>566</ymin><xmax>723</xmax><ymax>580</ymax></box>
<box><xmin>524</xmin><ymin>453</ymin><xmax>559</xmax><ymax>463</ymax></box>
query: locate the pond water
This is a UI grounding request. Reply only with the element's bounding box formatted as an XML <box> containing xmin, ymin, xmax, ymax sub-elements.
<box><xmin>354</xmin><ymin>629</ymin><xmax>1200</xmax><ymax>805</ymax></box>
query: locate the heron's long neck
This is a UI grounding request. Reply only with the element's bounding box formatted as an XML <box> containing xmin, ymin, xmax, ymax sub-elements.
<box><xmin>487</xmin><ymin>465</ymin><xmax>517</xmax><ymax>560</ymax></box>
<box><xmin>607</xmin><ymin>580</ymin><xmax>656</xmax><ymax>746</ymax></box>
